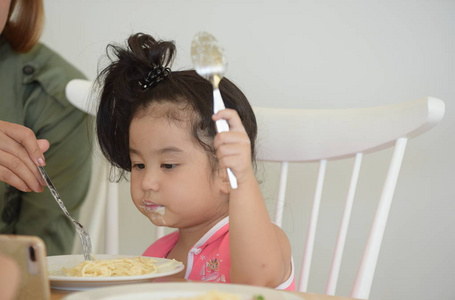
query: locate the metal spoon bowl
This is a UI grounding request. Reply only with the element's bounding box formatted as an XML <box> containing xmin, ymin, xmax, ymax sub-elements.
<box><xmin>191</xmin><ymin>32</ymin><xmax>227</xmax><ymax>85</ymax></box>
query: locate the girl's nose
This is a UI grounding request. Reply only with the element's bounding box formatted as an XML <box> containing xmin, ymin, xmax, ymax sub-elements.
<box><xmin>142</xmin><ymin>169</ymin><xmax>159</xmax><ymax>191</ymax></box>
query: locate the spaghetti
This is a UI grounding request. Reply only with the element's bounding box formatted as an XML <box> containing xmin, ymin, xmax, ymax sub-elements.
<box><xmin>64</xmin><ymin>256</ymin><xmax>158</xmax><ymax>277</ymax></box>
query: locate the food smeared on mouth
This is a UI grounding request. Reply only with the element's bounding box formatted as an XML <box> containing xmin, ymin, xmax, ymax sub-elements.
<box><xmin>141</xmin><ymin>200</ymin><xmax>166</xmax><ymax>225</ymax></box>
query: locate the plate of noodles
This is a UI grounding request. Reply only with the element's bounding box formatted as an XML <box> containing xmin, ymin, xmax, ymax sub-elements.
<box><xmin>48</xmin><ymin>254</ymin><xmax>184</xmax><ymax>290</ymax></box>
<box><xmin>63</xmin><ymin>282</ymin><xmax>302</xmax><ymax>300</ymax></box>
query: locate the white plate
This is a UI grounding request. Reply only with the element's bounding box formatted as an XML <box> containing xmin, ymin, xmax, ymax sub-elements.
<box><xmin>63</xmin><ymin>282</ymin><xmax>303</xmax><ymax>300</ymax></box>
<box><xmin>48</xmin><ymin>254</ymin><xmax>184</xmax><ymax>290</ymax></box>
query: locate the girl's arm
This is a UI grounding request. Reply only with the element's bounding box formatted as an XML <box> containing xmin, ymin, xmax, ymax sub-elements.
<box><xmin>213</xmin><ymin>109</ymin><xmax>292</xmax><ymax>288</ymax></box>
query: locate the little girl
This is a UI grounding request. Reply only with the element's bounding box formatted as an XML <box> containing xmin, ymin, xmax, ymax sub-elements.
<box><xmin>96</xmin><ymin>33</ymin><xmax>294</xmax><ymax>290</ymax></box>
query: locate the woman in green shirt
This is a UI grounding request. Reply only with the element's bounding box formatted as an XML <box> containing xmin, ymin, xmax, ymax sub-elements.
<box><xmin>0</xmin><ymin>0</ymin><xmax>92</xmax><ymax>255</ymax></box>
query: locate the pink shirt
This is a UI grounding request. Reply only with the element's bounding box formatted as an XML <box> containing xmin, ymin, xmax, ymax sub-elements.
<box><xmin>143</xmin><ymin>217</ymin><xmax>295</xmax><ymax>290</ymax></box>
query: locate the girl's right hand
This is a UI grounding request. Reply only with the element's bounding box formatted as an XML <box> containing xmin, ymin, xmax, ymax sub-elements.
<box><xmin>212</xmin><ymin>109</ymin><xmax>255</xmax><ymax>186</ymax></box>
<box><xmin>0</xmin><ymin>121</ymin><xmax>49</xmax><ymax>192</ymax></box>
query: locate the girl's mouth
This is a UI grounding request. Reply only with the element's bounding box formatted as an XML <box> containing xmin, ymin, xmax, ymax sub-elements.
<box><xmin>141</xmin><ymin>200</ymin><xmax>165</xmax><ymax>215</ymax></box>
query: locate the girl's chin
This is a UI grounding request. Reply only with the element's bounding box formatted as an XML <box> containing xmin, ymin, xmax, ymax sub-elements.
<box><xmin>149</xmin><ymin>213</ymin><xmax>167</xmax><ymax>226</ymax></box>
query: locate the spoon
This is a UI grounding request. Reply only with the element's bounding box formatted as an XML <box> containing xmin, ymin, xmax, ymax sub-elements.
<box><xmin>191</xmin><ymin>31</ymin><xmax>238</xmax><ymax>189</ymax></box>
<box><xmin>38</xmin><ymin>166</ymin><xmax>93</xmax><ymax>260</ymax></box>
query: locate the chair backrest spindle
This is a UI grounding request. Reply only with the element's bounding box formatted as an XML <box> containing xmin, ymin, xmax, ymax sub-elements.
<box><xmin>274</xmin><ymin>162</ymin><xmax>289</xmax><ymax>227</ymax></box>
<box><xmin>299</xmin><ymin>159</ymin><xmax>327</xmax><ymax>292</ymax></box>
<box><xmin>156</xmin><ymin>227</ymin><xmax>165</xmax><ymax>240</ymax></box>
<box><xmin>351</xmin><ymin>137</ymin><xmax>408</xmax><ymax>299</ymax></box>
<box><xmin>326</xmin><ymin>152</ymin><xmax>363</xmax><ymax>295</ymax></box>
<box><xmin>105</xmin><ymin>180</ymin><xmax>119</xmax><ymax>254</ymax></box>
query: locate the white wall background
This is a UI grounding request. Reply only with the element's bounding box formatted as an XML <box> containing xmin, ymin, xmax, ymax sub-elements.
<box><xmin>41</xmin><ymin>1</ymin><xmax>454</xmax><ymax>299</ymax></box>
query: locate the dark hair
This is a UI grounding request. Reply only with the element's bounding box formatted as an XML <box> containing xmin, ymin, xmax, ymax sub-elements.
<box><xmin>96</xmin><ymin>33</ymin><xmax>257</xmax><ymax>179</ymax></box>
<box><xmin>3</xmin><ymin>0</ymin><xmax>44</xmax><ymax>53</ymax></box>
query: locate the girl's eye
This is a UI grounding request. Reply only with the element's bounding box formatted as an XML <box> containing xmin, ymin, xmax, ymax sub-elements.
<box><xmin>161</xmin><ymin>164</ymin><xmax>177</xmax><ymax>170</ymax></box>
<box><xmin>133</xmin><ymin>163</ymin><xmax>145</xmax><ymax>170</ymax></box>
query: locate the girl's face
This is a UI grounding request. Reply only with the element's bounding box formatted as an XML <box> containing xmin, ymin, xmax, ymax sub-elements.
<box><xmin>129</xmin><ymin>103</ymin><xmax>229</xmax><ymax>230</ymax></box>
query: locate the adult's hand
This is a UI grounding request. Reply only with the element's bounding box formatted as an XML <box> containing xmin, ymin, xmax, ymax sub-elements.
<box><xmin>0</xmin><ymin>120</ymin><xmax>49</xmax><ymax>192</ymax></box>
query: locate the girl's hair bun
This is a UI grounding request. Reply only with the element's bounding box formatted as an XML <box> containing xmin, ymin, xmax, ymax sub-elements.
<box><xmin>127</xmin><ymin>33</ymin><xmax>176</xmax><ymax>69</ymax></box>
<box><xmin>99</xmin><ymin>33</ymin><xmax>176</xmax><ymax>99</ymax></box>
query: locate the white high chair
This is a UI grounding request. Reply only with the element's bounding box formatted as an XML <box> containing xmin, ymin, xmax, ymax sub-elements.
<box><xmin>253</xmin><ymin>98</ymin><xmax>444</xmax><ymax>299</ymax></box>
<box><xmin>66</xmin><ymin>79</ymin><xmax>444</xmax><ymax>299</ymax></box>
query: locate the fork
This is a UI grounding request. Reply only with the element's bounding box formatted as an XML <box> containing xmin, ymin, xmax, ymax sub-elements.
<box><xmin>38</xmin><ymin>166</ymin><xmax>92</xmax><ymax>260</ymax></box>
